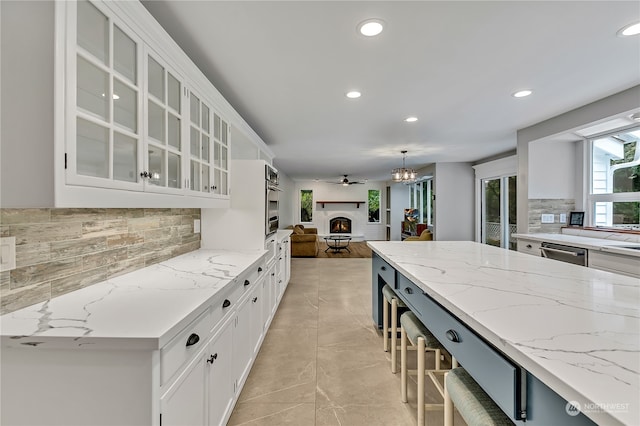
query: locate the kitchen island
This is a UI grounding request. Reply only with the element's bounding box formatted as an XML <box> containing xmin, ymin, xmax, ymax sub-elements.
<box><xmin>368</xmin><ymin>241</ymin><xmax>639</xmax><ymax>426</ymax></box>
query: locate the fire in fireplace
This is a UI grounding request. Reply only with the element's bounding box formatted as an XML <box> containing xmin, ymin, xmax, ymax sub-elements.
<box><xmin>330</xmin><ymin>217</ymin><xmax>352</xmax><ymax>234</ymax></box>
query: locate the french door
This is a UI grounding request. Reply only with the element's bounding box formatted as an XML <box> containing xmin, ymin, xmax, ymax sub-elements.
<box><xmin>481</xmin><ymin>176</ymin><xmax>517</xmax><ymax>250</ymax></box>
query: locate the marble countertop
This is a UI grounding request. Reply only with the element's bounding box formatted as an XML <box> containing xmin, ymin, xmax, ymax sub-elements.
<box><xmin>513</xmin><ymin>232</ymin><xmax>640</xmax><ymax>257</ymax></box>
<box><xmin>368</xmin><ymin>241</ymin><xmax>639</xmax><ymax>426</ymax></box>
<box><xmin>0</xmin><ymin>249</ymin><xmax>266</xmax><ymax>350</ymax></box>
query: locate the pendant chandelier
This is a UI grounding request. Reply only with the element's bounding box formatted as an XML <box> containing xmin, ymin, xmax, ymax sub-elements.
<box><xmin>391</xmin><ymin>150</ymin><xmax>417</xmax><ymax>183</ymax></box>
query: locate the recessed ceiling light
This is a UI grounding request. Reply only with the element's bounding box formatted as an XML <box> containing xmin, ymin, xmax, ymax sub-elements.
<box><xmin>346</xmin><ymin>91</ymin><xmax>361</xmax><ymax>99</ymax></box>
<box><xmin>512</xmin><ymin>90</ymin><xmax>532</xmax><ymax>98</ymax></box>
<box><xmin>618</xmin><ymin>21</ymin><xmax>640</xmax><ymax>37</ymax></box>
<box><xmin>358</xmin><ymin>19</ymin><xmax>384</xmax><ymax>37</ymax></box>
<box><xmin>630</xmin><ymin>112</ymin><xmax>640</xmax><ymax>122</ymax></box>
<box><xmin>404</xmin><ymin>116</ymin><xmax>418</xmax><ymax>122</ymax></box>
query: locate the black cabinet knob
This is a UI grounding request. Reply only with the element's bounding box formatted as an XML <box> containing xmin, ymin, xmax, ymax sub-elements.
<box><xmin>140</xmin><ymin>171</ymin><xmax>150</xmax><ymax>178</ymax></box>
<box><xmin>381</xmin><ymin>266</ymin><xmax>387</xmax><ymax>271</ymax></box>
<box><xmin>222</xmin><ymin>299</ymin><xmax>231</xmax><ymax>308</ymax></box>
<box><xmin>244</xmin><ymin>279</ymin><xmax>250</xmax><ymax>286</ymax></box>
<box><xmin>252</xmin><ymin>297</ymin><xmax>258</xmax><ymax>303</ymax></box>
<box><xmin>186</xmin><ymin>333</ymin><xmax>200</xmax><ymax>347</ymax></box>
<box><xmin>446</xmin><ymin>329</ymin><xmax>460</xmax><ymax>343</ymax></box>
<box><xmin>404</xmin><ymin>287</ymin><xmax>413</xmax><ymax>295</ymax></box>
<box><xmin>206</xmin><ymin>353</ymin><xmax>218</xmax><ymax>364</ymax></box>
<box><xmin>526</xmin><ymin>244</ymin><xmax>532</xmax><ymax>249</ymax></box>
<box><xmin>258</xmin><ymin>267</ymin><xmax>263</xmax><ymax>273</ymax></box>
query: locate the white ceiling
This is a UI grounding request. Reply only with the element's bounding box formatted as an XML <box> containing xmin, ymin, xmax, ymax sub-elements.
<box><xmin>141</xmin><ymin>1</ymin><xmax>640</xmax><ymax>182</ymax></box>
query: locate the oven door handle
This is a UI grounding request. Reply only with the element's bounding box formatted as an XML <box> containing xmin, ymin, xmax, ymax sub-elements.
<box><xmin>540</xmin><ymin>247</ymin><xmax>581</xmax><ymax>257</ymax></box>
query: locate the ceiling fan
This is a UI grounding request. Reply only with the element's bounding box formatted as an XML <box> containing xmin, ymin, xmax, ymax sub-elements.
<box><xmin>328</xmin><ymin>175</ymin><xmax>366</xmax><ymax>186</ymax></box>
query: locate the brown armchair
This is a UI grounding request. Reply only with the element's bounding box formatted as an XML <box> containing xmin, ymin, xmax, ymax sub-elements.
<box><xmin>288</xmin><ymin>224</ymin><xmax>319</xmax><ymax>257</ymax></box>
<box><xmin>403</xmin><ymin>229</ymin><xmax>433</xmax><ymax>241</ymax></box>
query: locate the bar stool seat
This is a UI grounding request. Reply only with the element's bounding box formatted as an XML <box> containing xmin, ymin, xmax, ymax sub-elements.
<box><xmin>400</xmin><ymin>311</ymin><xmax>449</xmax><ymax>426</ymax></box>
<box><xmin>444</xmin><ymin>367</ymin><xmax>513</xmax><ymax>426</ymax></box>
<box><xmin>382</xmin><ymin>284</ymin><xmax>407</xmax><ymax>373</ymax></box>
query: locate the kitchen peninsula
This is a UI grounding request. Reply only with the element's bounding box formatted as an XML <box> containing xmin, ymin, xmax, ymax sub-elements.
<box><xmin>368</xmin><ymin>241</ymin><xmax>639</xmax><ymax>426</ymax></box>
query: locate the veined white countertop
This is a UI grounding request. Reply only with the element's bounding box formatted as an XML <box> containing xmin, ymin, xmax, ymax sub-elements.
<box><xmin>0</xmin><ymin>249</ymin><xmax>266</xmax><ymax>350</ymax></box>
<box><xmin>513</xmin><ymin>232</ymin><xmax>640</xmax><ymax>257</ymax></box>
<box><xmin>368</xmin><ymin>241</ymin><xmax>640</xmax><ymax>426</ymax></box>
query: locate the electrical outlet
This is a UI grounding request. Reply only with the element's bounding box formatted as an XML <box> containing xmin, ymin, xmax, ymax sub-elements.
<box><xmin>560</xmin><ymin>213</ymin><xmax>567</xmax><ymax>223</ymax></box>
<box><xmin>194</xmin><ymin>219</ymin><xmax>201</xmax><ymax>234</ymax></box>
<box><xmin>541</xmin><ymin>214</ymin><xmax>554</xmax><ymax>224</ymax></box>
<box><xmin>0</xmin><ymin>237</ymin><xmax>16</xmax><ymax>272</ymax></box>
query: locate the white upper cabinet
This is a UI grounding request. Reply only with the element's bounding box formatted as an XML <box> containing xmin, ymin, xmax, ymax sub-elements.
<box><xmin>57</xmin><ymin>0</ymin><xmax>231</xmax><ymax>207</ymax></box>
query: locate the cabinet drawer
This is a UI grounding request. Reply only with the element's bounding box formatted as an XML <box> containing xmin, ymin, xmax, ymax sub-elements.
<box><xmin>396</xmin><ymin>274</ymin><xmax>522</xmax><ymax>421</ymax></box>
<box><xmin>517</xmin><ymin>239</ymin><xmax>541</xmax><ymax>257</ymax></box>
<box><xmin>210</xmin><ymin>283</ymin><xmax>242</xmax><ymax>334</ymax></box>
<box><xmin>589</xmin><ymin>251</ymin><xmax>640</xmax><ymax>278</ymax></box>
<box><xmin>161</xmin><ymin>308</ymin><xmax>211</xmax><ymax>386</ymax></box>
<box><xmin>237</xmin><ymin>260</ymin><xmax>266</xmax><ymax>296</ymax></box>
<box><xmin>373</xmin><ymin>254</ymin><xmax>395</xmax><ymax>287</ymax></box>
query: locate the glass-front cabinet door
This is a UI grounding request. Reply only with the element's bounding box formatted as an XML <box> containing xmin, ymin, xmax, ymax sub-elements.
<box><xmin>187</xmin><ymin>90</ymin><xmax>212</xmax><ymax>195</ymax></box>
<box><xmin>71</xmin><ymin>0</ymin><xmax>143</xmax><ymax>189</ymax></box>
<box><xmin>212</xmin><ymin>113</ymin><xmax>230</xmax><ymax>196</ymax></box>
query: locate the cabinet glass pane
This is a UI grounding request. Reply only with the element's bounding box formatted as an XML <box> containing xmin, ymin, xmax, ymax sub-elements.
<box><xmin>190</xmin><ymin>127</ymin><xmax>200</xmax><ymax>159</ymax></box>
<box><xmin>190</xmin><ymin>160</ymin><xmax>200</xmax><ymax>191</ymax></box>
<box><xmin>77</xmin><ymin>0</ymin><xmax>108</xmax><ymax>64</ymax></box>
<box><xmin>148</xmin><ymin>100</ymin><xmax>165</xmax><ymax>142</ymax></box>
<box><xmin>214</xmin><ymin>114</ymin><xmax>221</xmax><ymax>140</ymax></box>
<box><xmin>113</xmin><ymin>79</ymin><xmax>137</xmax><ymax>132</ymax></box>
<box><xmin>202</xmin><ymin>104</ymin><xmax>209</xmax><ymax>132</ymax></box>
<box><xmin>113</xmin><ymin>25</ymin><xmax>136</xmax><ymax>83</ymax></box>
<box><xmin>168</xmin><ymin>113</ymin><xmax>181</xmax><ymax>149</ymax></box>
<box><xmin>113</xmin><ymin>132</ymin><xmax>137</xmax><ymax>182</ymax></box>
<box><xmin>221</xmin><ymin>146</ymin><xmax>228</xmax><ymax>170</ymax></box>
<box><xmin>77</xmin><ymin>56</ymin><xmax>108</xmax><ymax>120</ymax></box>
<box><xmin>168</xmin><ymin>73</ymin><xmax>180</xmax><ymax>112</ymax></box>
<box><xmin>77</xmin><ymin>118</ymin><xmax>108</xmax><ymax>178</ymax></box>
<box><xmin>202</xmin><ymin>135</ymin><xmax>210</xmax><ymax>162</ymax></box>
<box><xmin>213</xmin><ymin>141</ymin><xmax>221</xmax><ymax>167</ymax></box>
<box><xmin>213</xmin><ymin>169</ymin><xmax>221</xmax><ymax>194</ymax></box>
<box><xmin>148</xmin><ymin>56</ymin><xmax>164</xmax><ymax>102</ymax></box>
<box><xmin>168</xmin><ymin>152</ymin><xmax>180</xmax><ymax>189</ymax></box>
<box><xmin>202</xmin><ymin>165</ymin><xmax>210</xmax><ymax>192</ymax></box>
<box><xmin>190</xmin><ymin>94</ymin><xmax>200</xmax><ymax>125</ymax></box>
<box><xmin>222</xmin><ymin>121</ymin><xmax>228</xmax><ymax>145</ymax></box>
<box><xmin>148</xmin><ymin>147</ymin><xmax>165</xmax><ymax>186</ymax></box>
<box><xmin>220</xmin><ymin>171</ymin><xmax>228</xmax><ymax>195</ymax></box>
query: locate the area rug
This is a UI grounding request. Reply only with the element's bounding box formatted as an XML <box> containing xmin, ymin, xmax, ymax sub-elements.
<box><xmin>315</xmin><ymin>241</ymin><xmax>372</xmax><ymax>258</ymax></box>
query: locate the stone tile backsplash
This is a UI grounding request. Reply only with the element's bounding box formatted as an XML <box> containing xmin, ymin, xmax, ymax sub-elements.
<box><xmin>0</xmin><ymin>208</ymin><xmax>201</xmax><ymax>314</ymax></box>
<box><xmin>528</xmin><ymin>199</ymin><xmax>575</xmax><ymax>234</ymax></box>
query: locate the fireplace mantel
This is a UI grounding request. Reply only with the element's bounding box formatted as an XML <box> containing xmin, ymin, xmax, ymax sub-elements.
<box><xmin>317</xmin><ymin>201</ymin><xmax>365</xmax><ymax>208</ymax></box>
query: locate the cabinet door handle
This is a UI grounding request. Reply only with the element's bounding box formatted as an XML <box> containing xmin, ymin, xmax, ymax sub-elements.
<box><xmin>244</xmin><ymin>279</ymin><xmax>250</xmax><ymax>286</ymax></box>
<box><xmin>140</xmin><ymin>171</ymin><xmax>150</xmax><ymax>178</ymax></box>
<box><xmin>252</xmin><ymin>297</ymin><xmax>258</xmax><ymax>303</ymax></box>
<box><xmin>526</xmin><ymin>244</ymin><xmax>532</xmax><ymax>249</ymax></box>
<box><xmin>381</xmin><ymin>266</ymin><xmax>387</xmax><ymax>271</ymax></box>
<box><xmin>445</xmin><ymin>329</ymin><xmax>460</xmax><ymax>343</ymax></box>
<box><xmin>206</xmin><ymin>353</ymin><xmax>218</xmax><ymax>364</ymax></box>
<box><xmin>186</xmin><ymin>333</ymin><xmax>200</xmax><ymax>347</ymax></box>
<box><xmin>404</xmin><ymin>287</ymin><xmax>413</xmax><ymax>295</ymax></box>
<box><xmin>222</xmin><ymin>299</ymin><xmax>231</xmax><ymax>308</ymax></box>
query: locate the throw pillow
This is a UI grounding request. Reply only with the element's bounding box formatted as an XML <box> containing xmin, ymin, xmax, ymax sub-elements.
<box><xmin>293</xmin><ymin>225</ymin><xmax>304</xmax><ymax>235</ymax></box>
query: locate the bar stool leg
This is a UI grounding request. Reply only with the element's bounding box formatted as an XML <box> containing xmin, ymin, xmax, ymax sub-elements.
<box><xmin>444</xmin><ymin>371</ymin><xmax>453</xmax><ymax>426</ymax></box>
<box><xmin>435</xmin><ymin>348</ymin><xmax>441</xmax><ymax>370</ymax></box>
<box><xmin>401</xmin><ymin>325</ymin><xmax>408</xmax><ymax>403</ymax></box>
<box><xmin>417</xmin><ymin>337</ymin><xmax>425</xmax><ymax>426</ymax></box>
<box><xmin>383</xmin><ymin>297</ymin><xmax>389</xmax><ymax>352</ymax></box>
<box><xmin>391</xmin><ymin>298</ymin><xmax>398</xmax><ymax>373</ymax></box>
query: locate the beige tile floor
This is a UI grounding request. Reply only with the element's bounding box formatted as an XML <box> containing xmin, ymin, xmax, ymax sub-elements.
<box><xmin>228</xmin><ymin>258</ymin><xmax>463</xmax><ymax>426</ymax></box>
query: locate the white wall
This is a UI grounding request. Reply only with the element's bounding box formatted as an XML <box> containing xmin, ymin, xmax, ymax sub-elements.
<box><xmin>433</xmin><ymin>162</ymin><xmax>475</xmax><ymax>241</ymax></box>
<box><xmin>389</xmin><ymin>182</ymin><xmax>410</xmax><ymax>241</ymax></box>
<box><xmin>231</xmin><ymin>128</ymin><xmax>260</xmax><ymax>160</ymax></box>
<box><xmin>528</xmin><ymin>140</ymin><xmax>578</xmax><ymax>199</ymax></box>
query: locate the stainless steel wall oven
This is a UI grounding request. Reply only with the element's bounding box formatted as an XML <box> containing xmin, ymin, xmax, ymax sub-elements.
<box><xmin>266</xmin><ymin>165</ymin><xmax>280</xmax><ymax>236</ymax></box>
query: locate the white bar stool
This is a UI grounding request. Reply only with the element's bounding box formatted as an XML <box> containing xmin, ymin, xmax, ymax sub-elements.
<box><xmin>382</xmin><ymin>284</ymin><xmax>407</xmax><ymax>373</ymax></box>
<box><xmin>444</xmin><ymin>367</ymin><xmax>513</xmax><ymax>426</ymax></box>
<box><xmin>400</xmin><ymin>311</ymin><xmax>450</xmax><ymax>426</ymax></box>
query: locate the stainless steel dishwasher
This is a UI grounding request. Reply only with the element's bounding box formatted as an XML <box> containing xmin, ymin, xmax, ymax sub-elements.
<box><xmin>540</xmin><ymin>242</ymin><xmax>588</xmax><ymax>266</ymax></box>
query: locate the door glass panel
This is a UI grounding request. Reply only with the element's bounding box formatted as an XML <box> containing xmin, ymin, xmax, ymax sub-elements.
<box><xmin>167</xmin><ymin>73</ymin><xmax>180</xmax><ymax>112</ymax></box>
<box><xmin>202</xmin><ymin>135</ymin><xmax>210</xmax><ymax>162</ymax></box>
<box><xmin>483</xmin><ymin>178</ymin><xmax>501</xmax><ymax>247</ymax></box>
<box><xmin>147</xmin><ymin>56</ymin><xmax>164</xmax><ymax>102</ymax></box>
<box><xmin>77</xmin><ymin>56</ymin><xmax>108</xmax><ymax>120</ymax></box>
<box><xmin>202</xmin><ymin>165</ymin><xmax>210</xmax><ymax>192</ymax></box>
<box><xmin>190</xmin><ymin>127</ymin><xmax>200</xmax><ymax>159</ymax></box>
<box><xmin>167</xmin><ymin>113</ymin><xmax>181</xmax><ymax>149</ymax></box>
<box><xmin>148</xmin><ymin>100</ymin><xmax>165</xmax><ymax>142</ymax></box>
<box><xmin>202</xmin><ymin>104</ymin><xmax>210</xmax><ymax>132</ymax></box>
<box><xmin>77</xmin><ymin>118</ymin><xmax>109</xmax><ymax>178</ymax></box>
<box><xmin>213</xmin><ymin>169</ymin><xmax>221</xmax><ymax>194</ymax></box>
<box><xmin>113</xmin><ymin>25</ymin><xmax>136</xmax><ymax>83</ymax></box>
<box><xmin>77</xmin><ymin>0</ymin><xmax>108</xmax><ymax>64</ymax></box>
<box><xmin>221</xmin><ymin>146</ymin><xmax>228</xmax><ymax>170</ymax></box>
<box><xmin>113</xmin><ymin>79</ymin><xmax>137</xmax><ymax>132</ymax></box>
<box><xmin>168</xmin><ymin>153</ymin><xmax>180</xmax><ymax>189</ymax></box>
<box><xmin>221</xmin><ymin>121</ymin><xmax>228</xmax><ymax>145</ymax></box>
<box><xmin>190</xmin><ymin>93</ymin><xmax>200</xmax><ymax>125</ymax></box>
<box><xmin>113</xmin><ymin>132</ymin><xmax>137</xmax><ymax>182</ymax></box>
<box><xmin>190</xmin><ymin>160</ymin><xmax>200</xmax><ymax>191</ymax></box>
<box><xmin>214</xmin><ymin>141</ymin><xmax>221</xmax><ymax>167</ymax></box>
<box><xmin>507</xmin><ymin>176</ymin><xmax>517</xmax><ymax>250</ymax></box>
<box><xmin>148</xmin><ymin>147</ymin><xmax>164</xmax><ymax>186</ymax></box>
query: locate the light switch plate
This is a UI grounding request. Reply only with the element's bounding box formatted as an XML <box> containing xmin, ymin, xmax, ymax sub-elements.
<box><xmin>541</xmin><ymin>214</ymin><xmax>554</xmax><ymax>224</ymax></box>
<box><xmin>0</xmin><ymin>237</ymin><xmax>16</xmax><ymax>272</ymax></box>
<box><xmin>194</xmin><ymin>219</ymin><xmax>201</xmax><ymax>234</ymax></box>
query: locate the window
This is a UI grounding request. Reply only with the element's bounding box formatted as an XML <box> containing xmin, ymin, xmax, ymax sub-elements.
<box><xmin>589</xmin><ymin>127</ymin><xmax>640</xmax><ymax>229</ymax></box>
<box><xmin>409</xmin><ymin>178</ymin><xmax>433</xmax><ymax>226</ymax></box>
<box><xmin>300</xmin><ymin>189</ymin><xmax>313</xmax><ymax>223</ymax></box>
<box><xmin>481</xmin><ymin>176</ymin><xmax>517</xmax><ymax>250</ymax></box>
<box><xmin>368</xmin><ymin>189</ymin><xmax>380</xmax><ymax>223</ymax></box>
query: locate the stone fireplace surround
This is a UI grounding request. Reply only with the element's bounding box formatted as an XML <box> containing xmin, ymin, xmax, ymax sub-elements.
<box><xmin>317</xmin><ymin>210</ymin><xmax>366</xmax><ymax>241</ymax></box>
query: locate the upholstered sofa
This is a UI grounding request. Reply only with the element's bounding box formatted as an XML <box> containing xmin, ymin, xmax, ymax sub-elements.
<box><xmin>403</xmin><ymin>229</ymin><xmax>433</xmax><ymax>241</ymax></box>
<box><xmin>287</xmin><ymin>224</ymin><xmax>319</xmax><ymax>257</ymax></box>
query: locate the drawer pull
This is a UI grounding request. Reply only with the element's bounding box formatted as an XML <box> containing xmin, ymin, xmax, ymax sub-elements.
<box><xmin>526</xmin><ymin>244</ymin><xmax>532</xmax><ymax>249</ymax></box>
<box><xmin>186</xmin><ymin>333</ymin><xmax>200</xmax><ymax>347</ymax></box>
<box><xmin>404</xmin><ymin>287</ymin><xmax>413</xmax><ymax>295</ymax></box>
<box><xmin>244</xmin><ymin>279</ymin><xmax>250</xmax><ymax>286</ymax></box>
<box><xmin>206</xmin><ymin>353</ymin><xmax>218</xmax><ymax>364</ymax></box>
<box><xmin>381</xmin><ymin>266</ymin><xmax>387</xmax><ymax>271</ymax></box>
<box><xmin>252</xmin><ymin>297</ymin><xmax>258</xmax><ymax>303</ymax></box>
<box><xmin>446</xmin><ymin>329</ymin><xmax>460</xmax><ymax>343</ymax></box>
<box><xmin>258</xmin><ymin>267</ymin><xmax>263</xmax><ymax>273</ymax></box>
<box><xmin>222</xmin><ymin>299</ymin><xmax>231</xmax><ymax>308</ymax></box>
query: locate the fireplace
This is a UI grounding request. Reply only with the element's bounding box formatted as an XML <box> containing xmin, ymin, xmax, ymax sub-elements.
<box><xmin>330</xmin><ymin>217</ymin><xmax>352</xmax><ymax>234</ymax></box>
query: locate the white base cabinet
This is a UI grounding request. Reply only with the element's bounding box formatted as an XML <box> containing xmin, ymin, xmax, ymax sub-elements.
<box><xmin>589</xmin><ymin>250</ymin><xmax>640</xmax><ymax>278</ymax></box>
